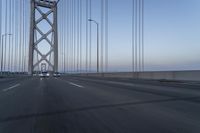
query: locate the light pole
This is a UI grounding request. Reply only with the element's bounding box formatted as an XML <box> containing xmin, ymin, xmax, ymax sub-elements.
<box><xmin>1</xmin><ymin>34</ymin><xmax>12</xmax><ymax>75</ymax></box>
<box><xmin>0</xmin><ymin>35</ymin><xmax>5</xmax><ymax>75</ymax></box>
<box><xmin>88</xmin><ymin>19</ymin><xmax>99</xmax><ymax>73</ymax></box>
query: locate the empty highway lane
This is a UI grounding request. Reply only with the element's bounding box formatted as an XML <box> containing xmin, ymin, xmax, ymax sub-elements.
<box><xmin>0</xmin><ymin>76</ymin><xmax>200</xmax><ymax>133</ymax></box>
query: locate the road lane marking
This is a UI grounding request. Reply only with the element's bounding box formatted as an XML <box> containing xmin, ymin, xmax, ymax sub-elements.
<box><xmin>68</xmin><ymin>82</ymin><xmax>84</xmax><ymax>88</ymax></box>
<box><xmin>3</xmin><ymin>84</ymin><xmax>20</xmax><ymax>92</ymax></box>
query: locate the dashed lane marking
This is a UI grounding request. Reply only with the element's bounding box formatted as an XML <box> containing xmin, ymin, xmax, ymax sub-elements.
<box><xmin>3</xmin><ymin>84</ymin><xmax>20</xmax><ymax>92</ymax></box>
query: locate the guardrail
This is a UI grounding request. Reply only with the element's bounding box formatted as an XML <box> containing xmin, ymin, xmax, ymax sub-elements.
<box><xmin>77</xmin><ymin>70</ymin><xmax>200</xmax><ymax>82</ymax></box>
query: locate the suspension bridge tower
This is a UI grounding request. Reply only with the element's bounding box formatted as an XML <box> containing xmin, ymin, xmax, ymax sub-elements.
<box><xmin>28</xmin><ymin>0</ymin><xmax>58</xmax><ymax>75</ymax></box>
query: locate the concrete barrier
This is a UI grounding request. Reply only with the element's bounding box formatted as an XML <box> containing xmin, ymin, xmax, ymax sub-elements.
<box><xmin>78</xmin><ymin>70</ymin><xmax>200</xmax><ymax>81</ymax></box>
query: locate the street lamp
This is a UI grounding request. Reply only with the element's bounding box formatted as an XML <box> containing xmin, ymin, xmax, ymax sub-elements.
<box><xmin>88</xmin><ymin>19</ymin><xmax>99</xmax><ymax>73</ymax></box>
<box><xmin>0</xmin><ymin>34</ymin><xmax>12</xmax><ymax>75</ymax></box>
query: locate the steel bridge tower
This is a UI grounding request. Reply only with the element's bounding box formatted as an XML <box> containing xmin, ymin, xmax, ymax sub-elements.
<box><xmin>28</xmin><ymin>0</ymin><xmax>58</xmax><ymax>75</ymax></box>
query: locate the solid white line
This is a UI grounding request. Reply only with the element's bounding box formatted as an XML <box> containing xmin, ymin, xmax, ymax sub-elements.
<box><xmin>68</xmin><ymin>82</ymin><xmax>84</xmax><ymax>88</ymax></box>
<box><xmin>3</xmin><ymin>84</ymin><xmax>20</xmax><ymax>92</ymax></box>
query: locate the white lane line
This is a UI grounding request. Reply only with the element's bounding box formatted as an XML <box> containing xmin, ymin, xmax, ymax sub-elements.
<box><xmin>3</xmin><ymin>84</ymin><xmax>20</xmax><ymax>92</ymax></box>
<box><xmin>68</xmin><ymin>82</ymin><xmax>84</xmax><ymax>88</ymax></box>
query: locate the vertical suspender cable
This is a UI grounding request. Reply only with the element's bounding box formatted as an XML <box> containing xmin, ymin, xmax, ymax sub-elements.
<box><xmin>17</xmin><ymin>0</ymin><xmax>20</xmax><ymax>73</ymax></box>
<box><xmin>60</xmin><ymin>1</ymin><xmax>62</xmax><ymax>72</ymax></box>
<box><xmin>66</xmin><ymin>0</ymin><xmax>68</xmax><ymax>73</ymax></box>
<box><xmin>105</xmin><ymin>0</ymin><xmax>108</xmax><ymax>72</ymax></box>
<box><xmin>19</xmin><ymin>0</ymin><xmax>22</xmax><ymax>73</ymax></box>
<box><xmin>80</xmin><ymin>0</ymin><xmax>82</xmax><ymax>73</ymax></box>
<box><xmin>62</xmin><ymin>1</ymin><xmax>64</xmax><ymax>72</ymax></box>
<box><xmin>0</xmin><ymin>0</ymin><xmax>1</xmax><ymax>73</ymax></box>
<box><xmin>8</xmin><ymin>0</ymin><xmax>11</xmax><ymax>73</ymax></box>
<box><xmin>73</xmin><ymin>0</ymin><xmax>75</xmax><ymax>72</ymax></box>
<box><xmin>101</xmin><ymin>0</ymin><xmax>104</xmax><ymax>73</ymax></box>
<box><xmin>24</xmin><ymin>0</ymin><xmax>26</xmax><ymax>73</ymax></box>
<box><xmin>0</xmin><ymin>0</ymin><xmax>2</xmax><ymax>74</ymax></box>
<box><xmin>69</xmin><ymin>0</ymin><xmax>71</xmax><ymax>72</ymax></box>
<box><xmin>60</xmin><ymin>3</ymin><xmax>62</xmax><ymax>72</ymax></box>
<box><xmin>23</xmin><ymin>0</ymin><xmax>25</xmax><ymax>73</ymax></box>
<box><xmin>70</xmin><ymin>0</ymin><xmax>72</xmax><ymax>72</ymax></box>
<box><xmin>64</xmin><ymin>0</ymin><xmax>66</xmax><ymax>72</ymax></box>
<box><xmin>61</xmin><ymin>1</ymin><xmax>63</xmax><ymax>72</ymax></box>
<box><xmin>69</xmin><ymin>0</ymin><xmax>72</xmax><ymax>72</ymax></box>
<box><xmin>25</xmin><ymin>0</ymin><xmax>28</xmax><ymax>72</ymax></box>
<box><xmin>64</xmin><ymin>0</ymin><xmax>66</xmax><ymax>73</ymax></box>
<box><xmin>11</xmin><ymin>0</ymin><xmax>14</xmax><ymax>73</ymax></box>
<box><xmin>22</xmin><ymin>0</ymin><xmax>24</xmax><ymax>73</ymax></box>
<box><xmin>74</xmin><ymin>0</ymin><xmax>76</xmax><ymax>72</ymax></box>
<box><xmin>135</xmin><ymin>0</ymin><xmax>138</xmax><ymax>72</ymax></box>
<box><xmin>86</xmin><ymin>0</ymin><xmax>88</xmax><ymax>73</ymax></box>
<box><xmin>4</xmin><ymin>0</ymin><xmax>8</xmax><ymax>72</ymax></box>
<box><xmin>59</xmin><ymin>3</ymin><xmax>61</xmax><ymax>72</ymax></box>
<box><xmin>61</xmin><ymin>2</ymin><xmax>63</xmax><ymax>72</ymax></box>
<box><xmin>77</xmin><ymin>0</ymin><xmax>80</xmax><ymax>72</ymax></box>
<box><xmin>71</xmin><ymin>0</ymin><xmax>73</xmax><ymax>72</ymax></box>
<box><xmin>139</xmin><ymin>0</ymin><xmax>141</xmax><ymax>72</ymax></box>
<box><xmin>72</xmin><ymin>0</ymin><xmax>74</xmax><ymax>72</ymax></box>
<box><xmin>63</xmin><ymin>1</ymin><xmax>65</xmax><ymax>73</ymax></box>
<box><xmin>89</xmin><ymin>0</ymin><xmax>92</xmax><ymax>72</ymax></box>
<box><xmin>21</xmin><ymin>0</ymin><xmax>24</xmax><ymax>73</ymax></box>
<box><xmin>132</xmin><ymin>0</ymin><xmax>135</xmax><ymax>73</ymax></box>
<box><xmin>15</xmin><ymin>0</ymin><xmax>18</xmax><ymax>73</ymax></box>
<box><xmin>17</xmin><ymin>0</ymin><xmax>19</xmax><ymax>73</ymax></box>
<box><xmin>58</xmin><ymin>3</ymin><xmax>60</xmax><ymax>71</ymax></box>
<box><xmin>142</xmin><ymin>0</ymin><xmax>144</xmax><ymax>71</ymax></box>
<box><xmin>66</xmin><ymin>0</ymin><xmax>69</xmax><ymax>73</ymax></box>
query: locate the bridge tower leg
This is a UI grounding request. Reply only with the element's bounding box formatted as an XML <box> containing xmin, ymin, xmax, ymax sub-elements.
<box><xmin>28</xmin><ymin>0</ymin><xmax>58</xmax><ymax>75</ymax></box>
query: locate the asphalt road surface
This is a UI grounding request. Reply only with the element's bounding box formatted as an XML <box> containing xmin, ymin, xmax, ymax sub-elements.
<box><xmin>0</xmin><ymin>76</ymin><xmax>200</xmax><ymax>133</ymax></box>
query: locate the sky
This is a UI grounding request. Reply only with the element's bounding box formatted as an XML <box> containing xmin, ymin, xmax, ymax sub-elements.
<box><xmin>105</xmin><ymin>0</ymin><xmax>200</xmax><ymax>71</ymax></box>
<box><xmin>0</xmin><ymin>0</ymin><xmax>200</xmax><ymax>72</ymax></box>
